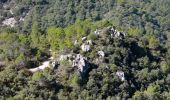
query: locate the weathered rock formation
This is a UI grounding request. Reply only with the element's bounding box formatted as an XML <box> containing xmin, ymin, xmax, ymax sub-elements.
<box><xmin>82</xmin><ymin>37</ymin><xmax>87</xmax><ymax>41</ymax></box>
<box><xmin>72</xmin><ymin>54</ymin><xmax>90</xmax><ymax>74</ymax></box>
<box><xmin>94</xmin><ymin>29</ymin><xmax>101</xmax><ymax>35</ymax></box>
<box><xmin>107</xmin><ymin>26</ymin><xmax>126</xmax><ymax>38</ymax></box>
<box><xmin>59</xmin><ymin>54</ymin><xmax>72</xmax><ymax>61</ymax></box>
<box><xmin>116</xmin><ymin>71</ymin><xmax>125</xmax><ymax>81</ymax></box>
<box><xmin>86</xmin><ymin>40</ymin><xmax>93</xmax><ymax>45</ymax></box>
<box><xmin>81</xmin><ymin>43</ymin><xmax>90</xmax><ymax>52</ymax></box>
<box><xmin>2</xmin><ymin>17</ymin><xmax>17</xmax><ymax>27</ymax></box>
<box><xmin>98</xmin><ymin>51</ymin><xmax>105</xmax><ymax>58</ymax></box>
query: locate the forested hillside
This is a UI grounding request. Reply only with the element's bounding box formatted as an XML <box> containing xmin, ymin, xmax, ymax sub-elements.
<box><xmin>0</xmin><ymin>0</ymin><xmax>170</xmax><ymax>99</ymax></box>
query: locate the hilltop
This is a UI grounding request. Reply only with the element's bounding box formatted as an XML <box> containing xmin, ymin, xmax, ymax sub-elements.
<box><xmin>0</xmin><ymin>0</ymin><xmax>170</xmax><ymax>99</ymax></box>
<box><xmin>0</xmin><ymin>20</ymin><xmax>170</xmax><ymax>99</ymax></box>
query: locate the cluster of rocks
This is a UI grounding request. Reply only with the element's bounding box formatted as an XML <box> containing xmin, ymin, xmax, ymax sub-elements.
<box><xmin>59</xmin><ymin>53</ymin><xmax>90</xmax><ymax>75</ymax></box>
<box><xmin>108</xmin><ymin>26</ymin><xmax>126</xmax><ymax>38</ymax></box>
<box><xmin>59</xmin><ymin>54</ymin><xmax>72</xmax><ymax>62</ymax></box>
<box><xmin>1</xmin><ymin>1</ymin><xmax>31</xmax><ymax>28</ymax></box>
<box><xmin>81</xmin><ymin>37</ymin><xmax>93</xmax><ymax>52</ymax></box>
<box><xmin>98</xmin><ymin>51</ymin><xmax>105</xmax><ymax>58</ymax></box>
<box><xmin>94</xmin><ymin>29</ymin><xmax>101</xmax><ymax>35</ymax></box>
<box><xmin>2</xmin><ymin>17</ymin><xmax>17</xmax><ymax>27</ymax></box>
<box><xmin>80</xmin><ymin>36</ymin><xmax>105</xmax><ymax>61</ymax></box>
<box><xmin>81</xmin><ymin>44</ymin><xmax>90</xmax><ymax>52</ymax></box>
<box><xmin>94</xmin><ymin>26</ymin><xmax>126</xmax><ymax>38</ymax></box>
<box><xmin>28</xmin><ymin>27</ymin><xmax>126</xmax><ymax>79</ymax></box>
<box><xmin>72</xmin><ymin>54</ymin><xmax>89</xmax><ymax>74</ymax></box>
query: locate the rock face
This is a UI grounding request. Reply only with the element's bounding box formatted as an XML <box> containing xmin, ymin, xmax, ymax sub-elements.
<box><xmin>116</xmin><ymin>71</ymin><xmax>125</xmax><ymax>81</ymax></box>
<box><xmin>81</xmin><ymin>43</ymin><xmax>90</xmax><ymax>52</ymax></box>
<box><xmin>72</xmin><ymin>54</ymin><xmax>89</xmax><ymax>74</ymax></box>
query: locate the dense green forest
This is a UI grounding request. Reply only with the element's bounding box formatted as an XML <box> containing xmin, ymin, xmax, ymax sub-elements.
<box><xmin>0</xmin><ymin>0</ymin><xmax>170</xmax><ymax>99</ymax></box>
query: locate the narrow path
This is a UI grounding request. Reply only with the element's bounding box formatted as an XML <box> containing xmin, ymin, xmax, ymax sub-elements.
<box><xmin>28</xmin><ymin>57</ymin><xmax>54</xmax><ymax>72</ymax></box>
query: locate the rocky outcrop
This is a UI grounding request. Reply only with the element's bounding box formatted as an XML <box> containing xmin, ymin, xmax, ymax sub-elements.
<box><xmin>59</xmin><ymin>54</ymin><xmax>72</xmax><ymax>61</ymax></box>
<box><xmin>28</xmin><ymin>27</ymin><xmax>127</xmax><ymax>75</ymax></box>
<box><xmin>0</xmin><ymin>61</ymin><xmax>5</xmax><ymax>67</ymax></box>
<box><xmin>81</xmin><ymin>43</ymin><xmax>90</xmax><ymax>52</ymax></box>
<box><xmin>94</xmin><ymin>29</ymin><xmax>101</xmax><ymax>35</ymax></box>
<box><xmin>98</xmin><ymin>51</ymin><xmax>105</xmax><ymax>58</ymax></box>
<box><xmin>116</xmin><ymin>71</ymin><xmax>125</xmax><ymax>81</ymax></box>
<box><xmin>2</xmin><ymin>17</ymin><xmax>17</xmax><ymax>27</ymax></box>
<box><xmin>82</xmin><ymin>37</ymin><xmax>87</xmax><ymax>41</ymax></box>
<box><xmin>108</xmin><ymin>26</ymin><xmax>126</xmax><ymax>38</ymax></box>
<box><xmin>72</xmin><ymin>54</ymin><xmax>89</xmax><ymax>74</ymax></box>
<box><xmin>86</xmin><ymin>40</ymin><xmax>93</xmax><ymax>45</ymax></box>
<box><xmin>74</xmin><ymin>40</ymin><xmax>78</xmax><ymax>45</ymax></box>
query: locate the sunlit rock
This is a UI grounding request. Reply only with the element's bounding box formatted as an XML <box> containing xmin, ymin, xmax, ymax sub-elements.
<box><xmin>2</xmin><ymin>17</ymin><xmax>17</xmax><ymax>27</ymax></box>
<box><xmin>72</xmin><ymin>54</ymin><xmax>89</xmax><ymax>73</ymax></box>
<box><xmin>81</xmin><ymin>43</ymin><xmax>90</xmax><ymax>52</ymax></box>
<box><xmin>116</xmin><ymin>71</ymin><xmax>125</xmax><ymax>81</ymax></box>
<box><xmin>98</xmin><ymin>51</ymin><xmax>105</xmax><ymax>58</ymax></box>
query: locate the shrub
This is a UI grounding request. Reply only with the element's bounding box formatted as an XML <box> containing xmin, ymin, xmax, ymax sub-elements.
<box><xmin>32</xmin><ymin>71</ymin><xmax>44</xmax><ymax>81</ymax></box>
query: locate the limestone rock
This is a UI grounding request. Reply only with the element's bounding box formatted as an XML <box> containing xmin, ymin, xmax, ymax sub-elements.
<box><xmin>51</xmin><ymin>60</ymin><xmax>59</xmax><ymax>68</ymax></box>
<box><xmin>19</xmin><ymin>17</ymin><xmax>24</xmax><ymax>22</ymax></box>
<box><xmin>74</xmin><ymin>40</ymin><xmax>78</xmax><ymax>45</ymax></box>
<box><xmin>81</xmin><ymin>43</ymin><xmax>90</xmax><ymax>52</ymax></box>
<box><xmin>2</xmin><ymin>17</ymin><xmax>17</xmax><ymax>27</ymax></box>
<box><xmin>59</xmin><ymin>54</ymin><xmax>72</xmax><ymax>61</ymax></box>
<box><xmin>108</xmin><ymin>26</ymin><xmax>126</xmax><ymax>38</ymax></box>
<box><xmin>86</xmin><ymin>40</ymin><xmax>92</xmax><ymax>45</ymax></box>
<box><xmin>116</xmin><ymin>71</ymin><xmax>125</xmax><ymax>81</ymax></box>
<box><xmin>72</xmin><ymin>54</ymin><xmax>89</xmax><ymax>73</ymax></box>
<box><xmin>82</xmin><ymin>37</ymin><xmax>87</xmax><ymax>41</ymax></box>
<box><xmin>94</xmin><ymin>29</ymin><xmax>101</xmax><ymax>35</ymax></box>
<box><xmin>98</xmin><ymin>51</ymin><xmax>105</xmax><ymax>57</ymax></box>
